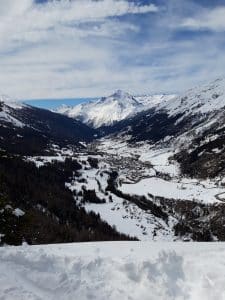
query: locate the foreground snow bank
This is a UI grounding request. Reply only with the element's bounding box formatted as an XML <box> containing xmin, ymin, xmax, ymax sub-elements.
<box><xmin>0</xmin><ymin>242</ymin><xmax>225</xmax><ymax>300</ymax></box>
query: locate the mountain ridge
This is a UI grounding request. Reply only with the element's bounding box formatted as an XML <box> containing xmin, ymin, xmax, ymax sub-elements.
<box><xmin>100</xmin><ymin>77</ymin><xmax>225</xmax><ymax>178</ymax></box>
<box><xmin>55</xmin><ymin>90</ymin><xmax>176</xmax><ymax>128</ymax></box>
<box><xmin>0</xmin><ymin>98</ymin><xmax>96</xmax><ymax>155</ymax></box>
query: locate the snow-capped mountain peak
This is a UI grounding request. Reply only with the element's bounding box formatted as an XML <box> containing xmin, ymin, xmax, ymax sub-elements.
<box><xmin>112</xmin><ymin>89</ymin><xmax>127</xmax><ymax>97</ymax></box>
<box><xmin>56</xmin><ymin>90</ymin><xmax>144</xmax><ymax>128</ymax></box>
<box><xmin>55</xmin><ymin>90</ymin><xmax>176</xmax><ymax>128</ymax></box>
<box><xmin>97</xmin><ymin>90</ymin><xmax>142</xmax><ymax>108</ymax></box>
<box><xmin>106</xmin><ymin>89</ymin><xmax>131</xmax><ymax>100</ymax></box>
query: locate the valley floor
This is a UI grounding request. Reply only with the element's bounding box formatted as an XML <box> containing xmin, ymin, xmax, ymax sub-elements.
<box><xmin>0</xmin><ymin>242</ymin><xmax>225</xmax><ymax>300</ymax></box>
<box><xmin>27</xmin><ymin>137</ymin><xmax>225</xmax><ymax>241</ymax></box>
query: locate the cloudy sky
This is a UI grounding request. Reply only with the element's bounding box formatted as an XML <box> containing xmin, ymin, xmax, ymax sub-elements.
<box><xmin>0</xmin><ymin>0</ymin><xmax>225</xmax><ymax>99</ymax></box>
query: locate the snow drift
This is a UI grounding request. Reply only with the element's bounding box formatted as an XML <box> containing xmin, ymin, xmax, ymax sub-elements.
<box><xmin>0</xmin><ymin>242</ymin><xmax>225</xmax><ymax>300</ymax></box>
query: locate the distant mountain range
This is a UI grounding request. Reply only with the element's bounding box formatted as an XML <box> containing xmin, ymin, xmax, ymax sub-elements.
<box><xmin>55</xmin><ymin>90</ymin><xmax>175</xmax><ymax>128</ymax></box>
<box><xmin>2</xmin><ymin>78</ymin><xmax>225</xmax><ymax>175</ymax></box>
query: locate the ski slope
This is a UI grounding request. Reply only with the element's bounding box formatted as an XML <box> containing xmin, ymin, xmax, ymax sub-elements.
<box><xmin>0</xmin><ymin>242</ymin><xmax>225</xmax><ymax>300</ymax></box>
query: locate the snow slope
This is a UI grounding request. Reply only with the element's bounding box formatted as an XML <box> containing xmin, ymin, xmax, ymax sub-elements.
<box><xmin>0</xmin><ymin>96</ymin><xmax>26</xmax><ymax>127</ymax></box>
<box><xmin>106</xmin><ymin>78</ymin><xmax>225</xmax><ymax>142</ymax></box>
<box><xmin>0</xmin><ymin>242</ymin><xmax>225</xmax><ymax>300</ymax></box>
<box><xmin>160</xmin><ymin>78</ymin><xmax>225</xmax><ymax>117</ymax></box>
<box><xmin>56</xmin><ymin>90</ymin><xmax>175</xmax><ymax>128</ymax></box>
<box><xmin>136</xmin><ymin>94</ymin><xmax>176</xmax><ymax>108</ymax></box>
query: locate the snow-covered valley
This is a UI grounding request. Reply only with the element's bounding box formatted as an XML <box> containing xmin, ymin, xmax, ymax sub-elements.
<box><xmin>3</xmin><ymin>77</ymin><xmax>225</xmax><ymax>243</ymax></box>
<box><xmin>2</xmin><ymin>1</ymin><xmax>225</xmax><ymax>298</ymax></box>
<box><xmin>77</xmin><ymin>139</ymin><xmax>225</xmax><ymax>241</ymax></box>
<box><xmin>26</xmin><ymin>135</ymin><xmax>225</xmax><ymax>242</ymax></box>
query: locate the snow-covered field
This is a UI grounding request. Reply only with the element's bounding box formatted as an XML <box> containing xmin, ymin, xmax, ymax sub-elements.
<box><xmin>84</xmin><ymin>198</ymin><xmax>176</xmax><ymax>241</ymax></box>
<box><xmin>64</xmin><ymin>146</ymin><xmax>176</xmax><ymax>240</ymax></box>
<box><xmin>0</xmin><ymin>242</ymin><xmax>225</xmax><ymax>300</ymax></box>
<box><xmin>98</xmin><ymin>138</ymin><xmax>225</xmax><ymax>204</ymax></box>
<box><xmin>119</xmin><ymin>177</ymin><xmax>225</xmax><ymax>204</ymax></box>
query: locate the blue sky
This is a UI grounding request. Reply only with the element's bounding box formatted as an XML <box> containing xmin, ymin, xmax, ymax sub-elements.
<box><xmin>1</xmin><ymin>0</ymin><xmax>225</xmax><ymax>102</ymax></box>
<box><xmin>24</xmin><ymin>98</ymin><xmax>94</xmax><ymax>109</ymax></box>
<box><xmin>23</xmin><ymin>98</ymin><xmax>90</xmax><ymax>110</ymax></box>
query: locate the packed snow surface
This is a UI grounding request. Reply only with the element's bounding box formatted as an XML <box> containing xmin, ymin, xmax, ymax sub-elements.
<box><xmin>0</xmin><ymin>242</ymin><xmax>225</xmax><ymax>300</ymax></box>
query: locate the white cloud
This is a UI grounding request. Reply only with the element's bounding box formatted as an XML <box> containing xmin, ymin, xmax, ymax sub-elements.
<box><xmin>0</xmin><ymin>0</ymin><xmax>225</xmax><ymax>100</ymax></box>
<box><xmin>0</xmin><ymin>0</ymin><xmax>157</xmax><ymax>47</ymax></box>
<box><xmin>0</xmin><ymin>0</ymin><xmax>159</xmax><ymax>99</ymax></box>
<box><xmin>181</xmin><ymin>6</ymin><xmax>225</xmax><ymax>31</ymax></box>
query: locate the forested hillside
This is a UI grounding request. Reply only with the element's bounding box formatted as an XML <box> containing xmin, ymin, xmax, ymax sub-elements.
<box><xmin>0</xmin><ymin>152</ymin><xmax>136</xmax><ymax>245</ymax></box>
